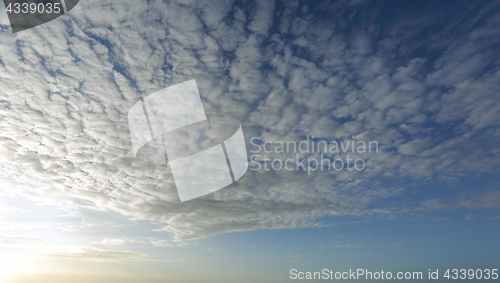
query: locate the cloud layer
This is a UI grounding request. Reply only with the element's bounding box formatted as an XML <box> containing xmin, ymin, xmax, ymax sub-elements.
<box><xmin>0</xmin><ymin>0</ymin><xmax>499</xmax><ymax>242</ymax></box>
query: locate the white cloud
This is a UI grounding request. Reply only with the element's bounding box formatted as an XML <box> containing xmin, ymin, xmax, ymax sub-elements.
<box><xmin>42</xmin><ymin>247</ymin><xmax>150</xmax><ymax>262</ymax></box>
<box><xmin>101</xmin><ymin>239</ymin><xmax>125</xmax><ymax>246</ymax></box>
<box><xmin>459</xmin><ymin>191</ymin><xmax>500</xmax><ymax>209</ymax></box>
<box><xmin>335</xmin><ymin>241</ymin><xmax>429</xmax><ymax>248</ymax></box>
<box><xmin>0</xmin><ymin>234</ymin><xmax>47</xmax><ymax>247</ymax></box>
<box><xmin>398</xmin><ymin>137</ymin><xmax>432</xmax><ymax>155</ymax></box>
<box><xmin>0</xmin><ymin>0</ymin><xmax>498</xmax><ymax>243</ymax></box>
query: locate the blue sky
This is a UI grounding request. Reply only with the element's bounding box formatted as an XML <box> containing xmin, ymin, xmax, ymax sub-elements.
<box><xmin>0</xmin><ymin>0</ymin><xmax>499</xmax><ymax>282</ymax></box>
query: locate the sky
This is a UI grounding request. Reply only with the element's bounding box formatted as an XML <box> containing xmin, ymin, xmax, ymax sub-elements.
<box><xmin>0</xmin><ymin>0</ymin><xmax>499</xmax><ymax>282</ymax></box>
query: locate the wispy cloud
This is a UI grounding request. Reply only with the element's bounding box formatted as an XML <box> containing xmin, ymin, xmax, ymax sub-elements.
<box><xmin>101</xmin><ymin>239</ymin><xmax>126</xmax><ymax>246</ymax></box>
<box><xmin>150</xmin><ymin>240</ymin><xmax>175</xmax><ymax>247</ymax></box>
<box><xmin>444</xmin><ymin>231</ymin><xmax>481</xmax><ymax>236</ymax></box>
<box><xmin>42</xmin><ymin>247</ymin><xmax>151</xmax><ymax>262</ymax></box>
<box><xmin>0</xmin><ymin>234</ymin><xmax>47</xmax><ymax>247</ymax></box>
<box><xmin>407</xmin><ymin>224</ymin><xmax>430</xmax><ymax>228</ymax></box>
<box><xmin>352</xmin><ymin>254</ymin><xmax>397</xmax><ymax>257</ymax></box>
<box><xmin>335</xmin><ymin>242</ymin><xmax>429</xmax><ymax>248</ymax></box>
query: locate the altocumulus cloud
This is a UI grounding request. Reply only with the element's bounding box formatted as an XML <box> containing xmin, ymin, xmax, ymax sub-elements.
<box><xmin>0</xmin><ymin>0</ymin><xmax>499</xmax><ymax>242</ymax></box>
